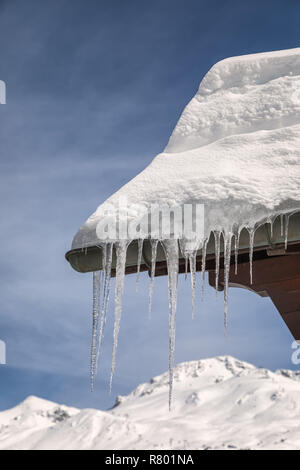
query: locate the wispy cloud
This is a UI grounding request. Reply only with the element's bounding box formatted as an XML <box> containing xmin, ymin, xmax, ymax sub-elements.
<box><xmin>0</xmin><ymin>0</ymin><xmax>299</xmax><ymax>410</ymax></box>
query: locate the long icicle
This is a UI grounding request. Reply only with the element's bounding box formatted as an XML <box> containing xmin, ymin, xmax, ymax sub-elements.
<box><xmin>284</xmin><ymin>213</ymin><xmax>290</xmax><ymax>250</ymax></box>
<box><xmin>148</xmin><ymin>239</ymin><xmax>158</xmax><ymax>319</ymax></box>
<box><xmin>90</xmin><ymin>270</ymin><xmax>101</xmax><ymax>392</ymax></box>
<box><xmin>110</xmin><ymin>241</ymin><xmax>128</xmax><ymax>393</ymax></box>
<box><xmin>269</xmin><ymin>218</ymin><xmax>274</xmax><ymax>239</ymax></box>
<box><xmin>214</xmin><ymin>231</ymin><xmax>221</xmax><ymax>297</ymax></box>
<box><xmin>201</xmin><ymin>240</ymin><xmax>208</xmax><ymax>300</ymax></box>
<box><xmin>223</xmin><ymin>232</ymin><xmax>233</xmax><ymax>335</ymax></box>
<box><xmin>234</xmin><ymin>230</ymin><xmax>240</xmax><ymax>276</ymax></box>
<box><xmin>163</xmin><ymin>239</ymin><xmax>179</xmax><ymax>411</ymax></box>
<box><xmin>136</xmin><ymin>239</ymin><xmax>144</xmax><ymax>292</ymax></box>
<box><xmin>280</xmin><ymin>214</ymin><xmax>284</xmax><ymax>237</ymax></box>
<box><xmin>185</xmin><ymin>255</ymin><xmax>188</xmax><ymax>281</ymax></box>
<box><xmin>189</xmin><ymin>252</ymin><xmax>196</xmax><ymax>319</ymax></box>
<box><xmin>248</xmin><ymin>228</ymin><xmax>255</xmax><ymax>285</ymax></box>
<box><xmin>96</xmin><ymin>243</ymin><xmax>113</xmax><ymax>374</ymax></box>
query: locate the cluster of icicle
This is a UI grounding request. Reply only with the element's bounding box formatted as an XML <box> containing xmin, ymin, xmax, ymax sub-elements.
<box><xmin>89</xmin><ymin>212</ymin><xmax>294</xmax><ymax>410</ymax></box>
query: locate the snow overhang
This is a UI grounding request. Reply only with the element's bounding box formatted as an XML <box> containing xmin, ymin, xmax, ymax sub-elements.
<box><xmin>67</xmin><ymin>47</ymin><xmax>300</xmax><ymax>271</ymax></box>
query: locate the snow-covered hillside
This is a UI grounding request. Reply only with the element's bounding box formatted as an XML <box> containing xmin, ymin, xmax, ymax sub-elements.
<box><xmin>1</xmin><ymin>356</ymin><xmax>300</xmax><ymax>450</ymax></box>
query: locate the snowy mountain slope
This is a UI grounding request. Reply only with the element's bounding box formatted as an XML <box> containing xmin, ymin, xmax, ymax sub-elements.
<box><xmin>1</xmin><ymin>356</ymin><xmax>300</xmax><ymax>450</ymax></box>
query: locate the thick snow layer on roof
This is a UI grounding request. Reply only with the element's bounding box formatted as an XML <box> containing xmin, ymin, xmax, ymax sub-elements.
<box><xmin>72</xmin><ymin>47</ymin><xmax>300</xmax><ymax>249</ymax></box>
<box><xmin>166</xmin><ymin>47</ymin><xmax>300</xmax><ymax>152</ymax></box>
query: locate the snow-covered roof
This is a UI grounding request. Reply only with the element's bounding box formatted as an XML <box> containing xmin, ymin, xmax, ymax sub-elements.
<box><xmin>72</xmin><ymin>47</ymin><xmax>300</xmax><ymax>250</ymax></box>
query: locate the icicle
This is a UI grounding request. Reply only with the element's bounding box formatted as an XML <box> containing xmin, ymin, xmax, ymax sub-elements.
<box><xmin>214</xmin><ymin>231</ymin><xmax>221</xmax><ymax>297</ymax></box>
<box><xmin>90</xmin><ymin>270</ymin><xmax>101</xmax><ymax>392</ymax></box>
<box><xmin>269</xmin><ymin>218</ymin><xmax>274</xmax><ymax>238</ymax></box>
<box><xmin>110</xmin><ymin>241</ymin><xmax>128</xmax><ymax>393</ymax></box>
<box><xmin>284</xmin><ymin>214</ymin><xmax>290</xmax><ymax>250</ymax></box>
<box><xmin>201</xmin><ymin>240</ymin><xmax>208</xmax><ymax>300</ymax></box>
<box><xmin>178</xmin><ymin>239</ymin><xmax>189</xmax><ymax>281</ymax></box>
<box><xmin>163</xmin><ymin>239</ymin><xmax>179</xmax><ymax>411</ymax></box>
<box><xmin>223</xmin><ymin>233</ymin><xmax>233</xmax><ymax>335</ymax></box>
<box><xmin>248</xmin><ymin>228</ymin><xmax>255</xmax><ymax>285</ymax></box>
<box><xmin>280</xmin><ymin>214</ymin><xmax>284</xmax><ymax>237</ymax></box>
<box><xmin>234</xmin><ymin>231</ymin><xmax>240</xmax><ymax>276</ymax></box>
<box><xmin>96</xmin><ymin>245</ymin><xmax>105</xmax><ymax>284</ymax></box>
<box><xmin>136</xmin><ymin>239</ymin><xmax>144</xmax><ymax>292</ymax></box>
<box><xmin>148</xmin><ymin>239</ymin><xmax>158</xmax><ymax>319</ymax></box>
<box><xmin>96</xmin><ymin>243</ymin><xmax>113</xmax><ymax>373</ymax></box>
<box><xmin>185</xmin><ymin>256</ymin><xmax>188</xmax><ymax>281</ymax></box>
<box><xmin>189</xmin><ymin>252</ymin><xmax>196</xmax><ymax>319</ymax></box>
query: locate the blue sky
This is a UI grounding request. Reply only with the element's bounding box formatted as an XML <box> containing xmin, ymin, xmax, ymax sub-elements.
<box><xmin>0</xmin><ymin>0</ymin><xmax>299</xmax><ymax>411</ymax></box>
